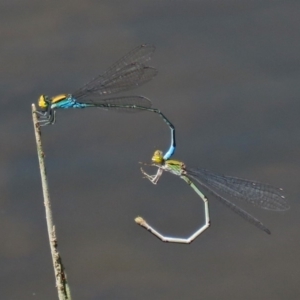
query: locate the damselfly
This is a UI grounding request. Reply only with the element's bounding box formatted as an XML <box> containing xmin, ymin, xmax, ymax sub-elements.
<box><xmin>136</xmin><ymin>150</ymin><xmax>289</xmax><ymax>243</ymax></box>
<box><xmin>36</xmin><ymin>44</ymin><xmax>175</xmax><ymax>159</ymax></box>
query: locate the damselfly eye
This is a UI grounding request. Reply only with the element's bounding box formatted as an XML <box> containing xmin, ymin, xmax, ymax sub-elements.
<box><xmin>152</xmin><ymin>150</ymin><xmax>164</xmax><ymax>164</ymax></box>
<box><xmin>38</xmin><ymin>95</ymin><xmax>48</xmax><ymax>109</ymax></box>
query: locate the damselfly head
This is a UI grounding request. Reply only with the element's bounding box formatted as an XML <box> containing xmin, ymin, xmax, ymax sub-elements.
<box><xmin>152</xmin><ymin>150</ymin><xmax>164</xmax><ymax>164</ymax></box>
<box><xmin>38</xmin><ymin>95</ymin><xmax>48</xmax><ymax>109</ymax></box>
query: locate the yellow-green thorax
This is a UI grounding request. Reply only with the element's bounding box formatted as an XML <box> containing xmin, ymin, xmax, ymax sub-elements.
<box><xmin>151</xmin><ymin>150</ymin><xmax>185</xmax><ymax>175</ymax></box>
<box><xmin>38</xmin><ymin>94</ymin><xmax>68</xmax><ymax>109</ymax></box>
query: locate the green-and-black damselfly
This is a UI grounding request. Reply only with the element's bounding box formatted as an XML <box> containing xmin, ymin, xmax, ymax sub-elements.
<box><xmin>136</xmin><ymin>150</ymin><xmax>289</xmax><ymax>243</ymax></box>
<box><xmin>36</xmin><ymin>44</ymin><xmax>175</xmax><ymax>159</ymax></box>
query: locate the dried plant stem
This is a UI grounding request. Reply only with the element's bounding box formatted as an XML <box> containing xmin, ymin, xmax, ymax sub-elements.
<box><xmin>32</xmin><ymin>104</ymin><xmax>71</xmax><ymax>300</ymax></box>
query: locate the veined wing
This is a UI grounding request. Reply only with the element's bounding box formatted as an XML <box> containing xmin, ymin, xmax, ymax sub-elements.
<box><xmin>101</xmin><ymin>44</ymin><xmax>156</xmax><ymax>78</ymax></box>
<box><xmin>187</xmin><ymin>168</ymin><xmax>288</xmax><ymax>211</ymax></box>
<box><xmin>73</xmin><ymin>44</ymin><xmax>157</xmax><ymax>99</ymax></box>
<box><xmin>186</xmin><ymin>168</ymin><xmax>289</xmax><ymax>234</ymax></box>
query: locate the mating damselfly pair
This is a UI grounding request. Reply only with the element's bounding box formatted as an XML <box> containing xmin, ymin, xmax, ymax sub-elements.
<box><xmin>36</xmin><ymin>44</ymin><xmax>175</xmax><ymax>160</ymax></box>
<box><xmin>35</xmin><ymin>44</ymin><xmax>289</xmax><ymax>243</ymax></box>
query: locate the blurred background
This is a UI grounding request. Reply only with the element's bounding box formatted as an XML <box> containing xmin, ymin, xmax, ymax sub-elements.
<box><xmin>1</xmin><ymin>0</ymin><xmax>299</xmax><ymax>299</ymax></box>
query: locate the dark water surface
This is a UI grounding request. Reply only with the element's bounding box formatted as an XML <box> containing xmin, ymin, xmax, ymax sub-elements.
<box><xmin>1</xmin><ymin>1</ymin><xmax>299</xmax><ymax>299</ymax></box>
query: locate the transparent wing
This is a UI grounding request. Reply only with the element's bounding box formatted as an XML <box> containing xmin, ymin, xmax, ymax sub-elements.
<box><xmin>186</xmin><ymin>168</ymin><xmax>289</xmax><ymax>234</ymax></box>
<box><xmin>101</xmin><ymin>44</ymin><xmax>156</xmax><ymax>78</ymax></box>
<box><xmin>73</xmin><ymin>44</ymin><xmax>157</xmax><ymax>99</ymax></box>
<box><xmin>187</xmin><ymin>168</ymin><xmax>288</xmax><ymax>211</ymax></box>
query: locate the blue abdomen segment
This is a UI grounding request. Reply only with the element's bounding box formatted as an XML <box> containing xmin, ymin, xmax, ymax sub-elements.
<box><xmin>51</xmin><ymin>95</ymin><xmax>90</xmax><ymax>109</ymax></box>
<box><xmin>163</xmin><ymin>145</ymin><xmax>175</xmax><ymax>160</ymax></box>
